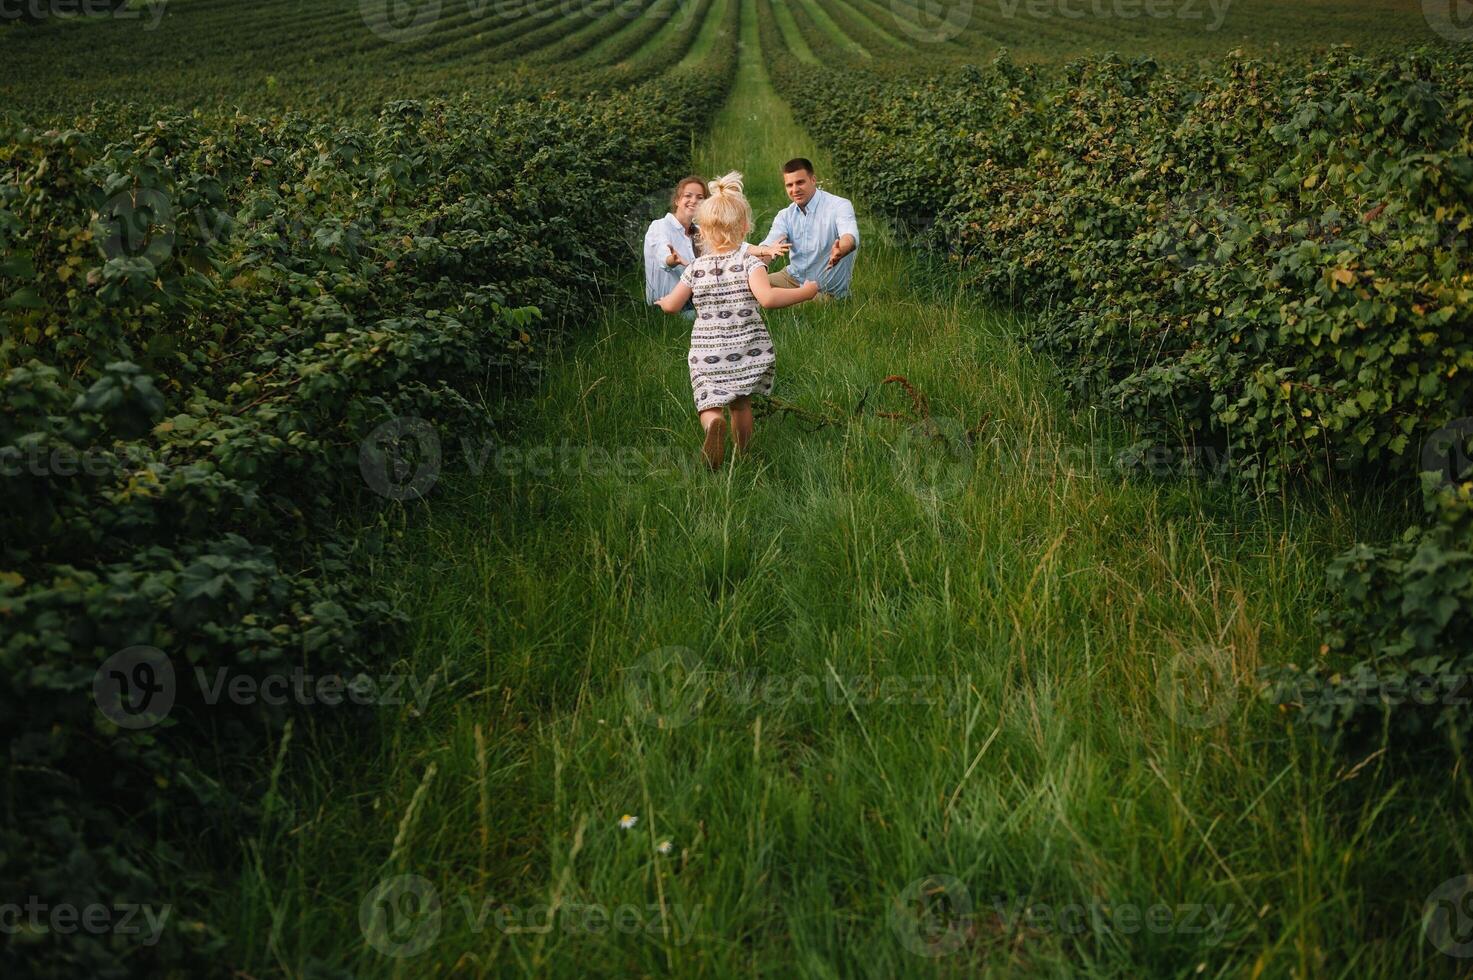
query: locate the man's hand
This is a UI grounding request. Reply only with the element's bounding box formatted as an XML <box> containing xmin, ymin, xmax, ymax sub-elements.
<box><xmin>826</xmin><ymin>234</ymin><xmax>855</xmax><ymax>270</ymax></box>
<box><xmin>665</xmin><ymin>244</ymin><xmax>688</xmax><ymax>268</ymax></box>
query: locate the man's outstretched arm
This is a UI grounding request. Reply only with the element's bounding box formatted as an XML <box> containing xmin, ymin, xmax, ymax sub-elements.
<box><xmin>826</xmin><ymin>197</ymin><xmax>860</xmax><ymax>269</ymax></box>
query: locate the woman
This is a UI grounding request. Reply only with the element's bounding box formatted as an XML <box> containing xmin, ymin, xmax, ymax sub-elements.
<box><xmin>643</xmin><ymin>175</ymin><xmax>706</xmax><ymax>316</ymax></box>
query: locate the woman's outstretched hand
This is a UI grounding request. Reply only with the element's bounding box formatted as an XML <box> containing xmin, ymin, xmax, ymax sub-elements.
<box><xmin>665</xmin><ymin>244</ymin><xmax>688</xmax><ymax>267</ymax></box>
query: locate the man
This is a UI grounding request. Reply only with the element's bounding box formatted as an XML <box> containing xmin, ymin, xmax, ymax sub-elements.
<box><xmin>749</xmin><ymin>158</ymin><xmax>859</xmax><ymax>300</ymax></box>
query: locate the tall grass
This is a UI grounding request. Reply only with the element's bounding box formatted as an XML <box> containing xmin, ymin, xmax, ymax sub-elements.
<box><xmin>206</xmin><ymin>3</ymin><xmax>1468</xmax><ymax>976</ymax></box>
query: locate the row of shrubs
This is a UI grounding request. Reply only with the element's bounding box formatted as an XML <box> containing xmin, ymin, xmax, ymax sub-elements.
<box><xmin>768</xmin><ymin>43</ymin><xmax>1473</xmax><ymax>754</ymax></box>
<box><xmin>0</xmin><ymin>52</ymin><xmax>734</xmax><ymax>976</ymax></box>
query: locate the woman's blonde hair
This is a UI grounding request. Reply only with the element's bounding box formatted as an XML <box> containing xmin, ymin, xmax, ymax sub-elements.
<box><xmin>693</xmin><ymin>171</ymin><xmax>751</xmax><ymax>254</ymax></box>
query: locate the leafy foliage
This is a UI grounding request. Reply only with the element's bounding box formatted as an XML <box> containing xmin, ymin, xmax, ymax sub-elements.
<box><xmin>773</xmin><ymin>44</ymin><xmax>1473</xmax><ymax>752</ymax></box>
<box><xmin>1</xmin><ymin>53</ymin><xmax>735</xmax><ymax>976</ymax></box>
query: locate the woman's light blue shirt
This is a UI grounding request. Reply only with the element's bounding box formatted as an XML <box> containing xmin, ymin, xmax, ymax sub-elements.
<box><xmin>644</xmin><ymin>213</ymin><xmax>698</xmax><ymax>305</ymax></box>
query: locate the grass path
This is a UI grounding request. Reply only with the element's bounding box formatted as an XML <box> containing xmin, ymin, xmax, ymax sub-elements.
<box><xmin>819</xmin><ymin>0</ymin><xmax>912</xmax><ymax>53</ymax></box>
<box><xmin>677</xmin><ymin>0</ymin><xmax>735</xmax><ymax>67</ymax></box>
<box><xmin>212</xmin><ymin>2</ymin><xmax>1463</xmax><ymax>976</ymax></box>
<box><xmin>624</xmin><ymin>0</ymin><xmax>716</xmax><ymax>68</ymax></box>
<box><xmin>796</xmin><ymin>0</ymin><xmax>871</xmax><ymax>58</ymax></box>
<box><xmin>766</xmin><ymin>0</ymin><xmax>817</xmax><ymax>62</ymax></box>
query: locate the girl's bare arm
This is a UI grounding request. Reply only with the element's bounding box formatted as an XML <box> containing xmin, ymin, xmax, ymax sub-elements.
<box><xmin>749</xmin><ymin>266</ymin><xmax>818</xmax><ymax>310</ymax></box>
<box><xmin>656</xmin><ymin>282</ymin><xmax>693</xmax><ymax>314</ymax></box>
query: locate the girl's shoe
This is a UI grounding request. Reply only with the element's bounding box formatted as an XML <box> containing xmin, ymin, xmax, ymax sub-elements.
<box><xmin>701</xmin><ymin>416</ymin><xmax>726</xmax><ymax>470</ymax></box>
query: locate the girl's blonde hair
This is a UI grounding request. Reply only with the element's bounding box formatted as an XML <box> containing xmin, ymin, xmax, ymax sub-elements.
<box><xmin>693</xmin><ymin>171</ymin><xmax>751</xmax><ymax>254</ymax></box>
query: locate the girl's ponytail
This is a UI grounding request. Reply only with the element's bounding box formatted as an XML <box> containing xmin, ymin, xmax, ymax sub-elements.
<box><xmin>707</xmin><ymin>171</ymin><xmax>744</xmax><ymax>198</ymax></box>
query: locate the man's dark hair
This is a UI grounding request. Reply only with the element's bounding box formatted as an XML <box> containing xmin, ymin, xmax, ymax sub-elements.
<box><xmin>782</xmin><ymin>157</ymin><xmax>815</xmax><ymax>176</ymax></box>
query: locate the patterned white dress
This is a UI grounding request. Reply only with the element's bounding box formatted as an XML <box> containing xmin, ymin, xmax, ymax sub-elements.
<box><xmin>681</xmin><ymin>247</ymin><xmax>776</xmax><ymax>412</ymax></box>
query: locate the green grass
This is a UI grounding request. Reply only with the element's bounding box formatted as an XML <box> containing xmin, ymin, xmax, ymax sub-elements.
<box><xmin>0</xmin><ymin>0</ymin><xmax>1440</xmax><ymax>118</ymax></box>
<box><xmin>677</xmin><ymin>0</ymin><xmax>735</xmax><ymax>67</ymax></box>
<box><xmin>817</xmin><ymin>0</ymin><xmax>912</xmax><ymax>53</ymax></box>
<box><xmin>581</xmin><ymin>0</ymin><xmax>676</xmax><ymax>63</ymax></box>
<box><xmin>768</xmin><ymin>0</ymin><xmax>817</xmax><ymax>62</ymax></box>
<box><xmin>204</xmin><ymin>1</ymin><xmax>1468</xmax><ymax>977</ymax></box>
<box><xmin>799</xmin><ymin>0</ymin><xmax>871</xmax><ymax>57</ymax></box>
<box><xmin>531</xmin><ymin>0</ymin><xmax>656</xmax><ymax>65</ymax></box>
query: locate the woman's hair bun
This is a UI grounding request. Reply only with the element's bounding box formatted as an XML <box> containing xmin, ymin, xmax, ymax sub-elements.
<box><xmin>707</xmin><ymin>171</ymin><xmax>744</xmax><ymax>197</ymax></box>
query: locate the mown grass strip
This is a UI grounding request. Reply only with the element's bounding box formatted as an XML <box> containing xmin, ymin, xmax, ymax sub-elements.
<box><xmin>843</xmin><ymin>0</ymin><xmax>973</xmax><ymax>53</ymax></box>
<box><xmin>766</xmin><ymin>0</ymin><xmax>816</xmax><ymax>62</ymax></box>
<box><xmin>581</xmin><ymin>0</ymin><xmax>680</xmax><ymax>63</ymax></box>
<box><xmin>676</xmin><ymin>0</ymin><xmax>735</xmax><ymax>69</ymax></box>
<box><xmin>819</xmin><ymin>0</ymin><xmax>911</xmax><ymax>52</ymax></box>
<box><xmin>800</xmin><ymin>0</ymin><xmax>870</xmax><ymax>57</ymax></box>
<box><xmin>623</xmin><ymin>0</ymin><xmax>716</xmax><ymax>68</ymax></box>
<box><xmin>531</xmin><ymin>0</ymin><xmax>658</xmax><ymax>64</ymax></box>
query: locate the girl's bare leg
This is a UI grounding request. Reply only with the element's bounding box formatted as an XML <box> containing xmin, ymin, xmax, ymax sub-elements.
<box><xmin>698</xmin><ymin>407</ymin><xmax>726</xmax><ymax>470</ymax></box>
<box><xmin>728</xmin><ymin>397</ymin><xmax>753</xmax><ymax>456</ymax></box>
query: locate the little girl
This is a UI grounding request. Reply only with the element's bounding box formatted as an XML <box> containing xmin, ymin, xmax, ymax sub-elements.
<box><xmin>656</xmin><ymin>172</ymin><xmax>818</xmax><ymax>469</ymax></box>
